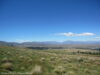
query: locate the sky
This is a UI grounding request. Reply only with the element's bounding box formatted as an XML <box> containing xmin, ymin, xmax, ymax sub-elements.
<box><xmin>0</xmin><ymin>0</ymin><xmax>100</xmax><ymax>42</ymax></box>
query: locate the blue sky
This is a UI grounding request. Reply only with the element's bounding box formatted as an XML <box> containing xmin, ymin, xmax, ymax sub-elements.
<box><xmin>0</xmin><ymin>0</ymin><xmax>100</xmax><ymax>42</ymax></box>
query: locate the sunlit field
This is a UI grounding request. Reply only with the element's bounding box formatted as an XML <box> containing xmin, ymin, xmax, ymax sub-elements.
<box><xmin>0</xmin><ymin>46</ymin><xmax>100</xmax><ymax>75</ymax></box>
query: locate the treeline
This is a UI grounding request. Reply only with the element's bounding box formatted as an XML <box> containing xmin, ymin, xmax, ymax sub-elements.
<box><xmin>77</xmin><ymin>50</ymin><xmax>100</xmax><ymax>55</ymax></box>
<box><xmin>26</xmin><ymin>47</ymin><xmax>63</xmax><ymax>50</ymax></box>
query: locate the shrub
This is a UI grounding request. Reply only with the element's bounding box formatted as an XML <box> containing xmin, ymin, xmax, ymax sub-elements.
<box><xmin>54</xmin><ymin>66</ymin><xmax>66</xmax><ymax>75</ymax></box>
<box><xmin>1</xmin><ymin>62</ymin><xmax>13</xmax><ymax>71</ymax></box>
<box><xmin>77</xmin><ymin>57</ymin><xmax>84</xmax><ymax>62</ymax></box>
<box><xmin>40</xmin><ymin>57</ymin><xmax>45</xmax><ymax>62</ymax></box>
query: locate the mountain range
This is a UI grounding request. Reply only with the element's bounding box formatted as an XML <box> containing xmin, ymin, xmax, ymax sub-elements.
<box><xmin>0</xmin><ymin>40</ymin><xmax>100</xmax><ymax>49</ymax></box>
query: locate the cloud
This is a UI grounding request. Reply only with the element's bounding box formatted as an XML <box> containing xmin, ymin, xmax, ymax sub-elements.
<box><xmin>55</xmin><ymin>32</ymin><xmax>95</xmax><ymax>37</ymax></box>
<box><xmin>15</xmin><ymin>40</ymin><xmax>32</xmax><ymax>43</ymax></box>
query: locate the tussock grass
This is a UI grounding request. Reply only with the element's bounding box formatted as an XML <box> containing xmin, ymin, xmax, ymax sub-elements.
<box><xmin>0</xmin><ymin>46</ymin><xmax>100</xmax><ymax>75</ymax></box>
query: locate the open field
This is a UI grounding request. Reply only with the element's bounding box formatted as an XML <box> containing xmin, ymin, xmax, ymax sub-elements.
<box><xmin>0</xmin><ymin>46</ymin><xmax>100</xmax><ymax>75</ymax></box>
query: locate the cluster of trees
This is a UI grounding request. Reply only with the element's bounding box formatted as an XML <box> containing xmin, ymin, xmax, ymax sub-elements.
<box><xmin>26</xmin><ymin>47</ymin><xmax>63</xmax><ymax>50</ymax></box>
<box><xmin>77</xmin><ymin>50</ymin><xmax>100</xmax><ymax>55</ymax></box>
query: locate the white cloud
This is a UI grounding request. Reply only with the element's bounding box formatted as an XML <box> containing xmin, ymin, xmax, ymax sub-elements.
<box><xmin>77</xmin><ymin>33</ymin><xmax>95</xmax><ymax>36</ymax></box>
<box><xmin>15</xmin><ymin>40</ymin><xmax>32</xmax><ymax>43</ymax></box>
<box><xmin>55</xmin><ymin>32</ymin><xmax>95</xmax><ymax>37</ymax></box>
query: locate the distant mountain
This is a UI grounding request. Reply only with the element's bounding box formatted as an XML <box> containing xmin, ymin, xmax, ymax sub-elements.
<box><xmin>0</xmin><ymin>41</ymin><xmax>8</xmax><ymax>46</ymax></box>
<box><xmin>0</xmin><ymin>41</ymin><xmax>100</xmax><ymax>49</ymax></box>
<box><xmin>0</xmin><ymin>41</ymin><xmax>19</xmax><ymax>46</ymax></box>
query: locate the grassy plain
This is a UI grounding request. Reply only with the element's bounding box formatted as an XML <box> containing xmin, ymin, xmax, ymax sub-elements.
<box><xmin>0</xmin><ymin>46</ymin><xmax>100</xmax><ymax>75</ymax></box>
